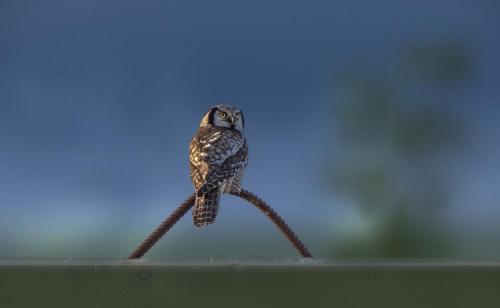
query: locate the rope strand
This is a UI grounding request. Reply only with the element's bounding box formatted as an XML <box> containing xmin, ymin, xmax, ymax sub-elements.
<box><xmin>127</xmin><ymin>189</ymin><xmax>312</xmax><ymax>259</ymax></box>
<box><xmin>231</xmin><ymin>189</ymin><xmax>312</xmax><ymax>258</ymax></box>
<box><xmin>127</xmin><ymin>193</ymin><xmax>196</xmax><ymax>259</ymax></box>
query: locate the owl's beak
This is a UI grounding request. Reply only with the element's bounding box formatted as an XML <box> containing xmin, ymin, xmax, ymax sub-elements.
<box><xmin>229</xmin><ymin>116</ymin><xmax>235</xmax><ymax>123</ymax></box>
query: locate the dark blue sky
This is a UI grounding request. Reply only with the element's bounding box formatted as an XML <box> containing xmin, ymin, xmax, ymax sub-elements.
<box><xmin>1</xmin><ymin>0</ymin><xmax>499</xmax><ymax>258</ymax></box>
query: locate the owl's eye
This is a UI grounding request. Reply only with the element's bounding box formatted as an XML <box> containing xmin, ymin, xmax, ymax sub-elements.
<box><xmin>219</xmin><ymin>111</ymin><xmax>227</xmax><ymax>118</ymax></box>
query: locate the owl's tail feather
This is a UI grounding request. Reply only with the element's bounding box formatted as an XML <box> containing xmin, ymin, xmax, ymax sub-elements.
<box><xmin>193</xmin><ymin>189</ymin><xmax>220</xmax><ymax>228</ymax></box>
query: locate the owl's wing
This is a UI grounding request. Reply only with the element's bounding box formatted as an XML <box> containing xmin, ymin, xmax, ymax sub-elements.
<box><xmin>190</xmin><ymin>128</ymin><xmax>245</xmax><ymax>194</ymax></box>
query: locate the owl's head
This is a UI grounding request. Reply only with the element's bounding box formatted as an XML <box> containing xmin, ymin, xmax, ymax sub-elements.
<box><xmin>200</xmin><ymin>104</ymin><xmax>244</xmax><ymax>131</ymax></box>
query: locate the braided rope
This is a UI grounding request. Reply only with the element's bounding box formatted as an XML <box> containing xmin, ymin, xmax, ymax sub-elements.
<box><xmin>231</xmin><ymin>189</ymin><xmax>312</xmax><ymax>258</ymax></box>
<box><xmin>127</xmin><ymin>189</ymin><xmax>312</xmax><ymax>259</ymax></box>
<box><xmin>127</xmin><ymin>193</ymin><xmax>196</xmax><ymax>259</ymax></box>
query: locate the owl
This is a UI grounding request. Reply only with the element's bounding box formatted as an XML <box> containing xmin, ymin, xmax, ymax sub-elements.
<box><xmin>189</xmin><ymin>105</ymin><xmax>248</xmax><ymax>228</ymax></box>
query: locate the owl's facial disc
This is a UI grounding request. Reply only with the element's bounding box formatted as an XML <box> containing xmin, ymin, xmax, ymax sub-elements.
<box><xmin>206</xmin><ymin>105</ymin><xmax>244</xmax><ymax>131</ymax></box>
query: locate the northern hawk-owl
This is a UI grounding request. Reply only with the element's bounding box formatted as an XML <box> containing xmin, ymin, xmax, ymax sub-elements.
<box><xmin>189</xmin><ymin>105</ymin><xmax>248</xmax><ymax>228</ymax></box>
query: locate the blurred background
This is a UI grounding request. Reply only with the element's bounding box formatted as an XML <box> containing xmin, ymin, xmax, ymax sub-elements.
<box><xmin>1</xmin><ymin>0</ymin><xmax>499</xmax><ymax>259</ymax></box>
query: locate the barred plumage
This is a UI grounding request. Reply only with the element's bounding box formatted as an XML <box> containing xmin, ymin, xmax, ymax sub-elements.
<box><xmin>189</xmin><ymin>105</ymin><xmax>248</xmax><ymax>228</ymax></box>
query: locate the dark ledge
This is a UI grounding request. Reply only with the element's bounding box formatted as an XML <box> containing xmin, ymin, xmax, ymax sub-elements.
<box><xmin>1</xmin><ymin>259</ymin><xmax>500</xmax><ymax>308</ymax></box>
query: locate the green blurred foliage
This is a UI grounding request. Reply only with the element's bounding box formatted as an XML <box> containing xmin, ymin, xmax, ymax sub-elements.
<box><xmin>400</xmin><ymin>42</ymin><xmax>474</xmax><ymax>84</ymax></box>
<box><xmin>330</xmin><ymin>42</ymin><xmax>470</xmax><ymax>258</ymax></box>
